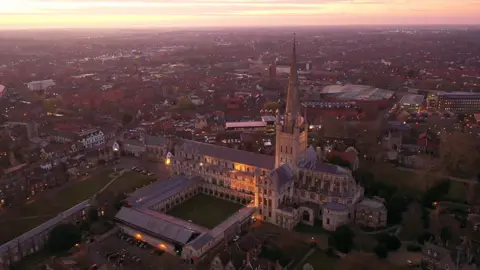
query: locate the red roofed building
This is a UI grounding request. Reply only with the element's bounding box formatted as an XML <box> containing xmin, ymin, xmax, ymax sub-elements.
<box><xmin>326</xmin><ymin>147</ymin><xmax>359</xmax><ymax>171</ymax></box>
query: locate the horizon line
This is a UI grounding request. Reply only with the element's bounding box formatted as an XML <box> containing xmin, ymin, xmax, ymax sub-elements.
<box><xmin>1</xmin><ymin>23</ymin><xmax>479</xmax><ymax>31</ymax></box>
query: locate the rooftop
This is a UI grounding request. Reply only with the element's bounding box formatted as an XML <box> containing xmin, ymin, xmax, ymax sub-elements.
<box><xmin>225</xmin><ymin>121</ymin><xmax>266</xmax><ymax>128</ymax></box>
<box><xmin>324</xmin><ymin>202</ymin><xmax>348</xmax><ymax>212</ymax></box>
<box><xmin>115</xmin><ymin>207</ymin><xmax>201</xmax><ymax>245</ymax></box>
<box><xmin>400</xmin><ymin>94</ymin><xmax>425</xmax><ymax>106</ymax></box>
<box><xmin>176</xmin><ymin>139</ymin><xmax>275</xmax><ymax>170</ymax></box>
<box><xmin>321</xmin><ymin>84</ymin><xmax>394</xmax><ymax>101</ymax></box>
<box><xmin>358</xmin><ymin>198</ymin><xmax>385</xmax><ymax>209</ymax></box>
<box><xmin>125</xmin><ymin>175</ymin><xmax>200</xmax><ymax>209</ymax></box>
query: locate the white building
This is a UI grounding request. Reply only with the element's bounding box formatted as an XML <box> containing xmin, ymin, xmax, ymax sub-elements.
<box><xmin>77</xmin><ymin>129</ymin><xmax>105</xmax><ymax>149</ymax></box>
<box><xmin>26</xmin><ymin>79</ymin><xmax>56</xmax><ymax>91</ymax></box>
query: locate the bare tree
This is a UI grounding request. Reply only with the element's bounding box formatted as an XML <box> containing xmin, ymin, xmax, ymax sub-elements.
<box><xmin>438</xmin><ymin>131</ymin><xmax>479</xmax><ymax>178</ymax></box>
<box><xmin>401</xmin><ymin>202</ymin><xmax>424</xmax><ymax>240</ymax></box>
<box><xmin>337</xmin><ymin>252</ymin><xmax>406</xmax><ymax>270</ymax></box>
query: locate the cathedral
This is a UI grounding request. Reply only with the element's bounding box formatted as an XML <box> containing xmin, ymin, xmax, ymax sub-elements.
<box><xmin>168</xmin><ymin>37</ymin><xmax>387</xmax><ymax>231</ymax></box>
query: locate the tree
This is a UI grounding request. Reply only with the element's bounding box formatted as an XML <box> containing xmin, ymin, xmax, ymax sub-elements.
<box><xmin>264</xmin><ymin>101</ymin><xmax>281</xmax><ymax>111</ymax></box>
<box><xmin>43</xmin><ymin>96</ymin><xmax>63</xmax><ymax>113</ymax></box>
<box><xmin>374</xmin><ymin>244</ymin><xmax>388</xmax><ymax>259</ymax></box>
<box><xmin>401</xmin><ymin>202</ymin><xmax>424</xmax><ymax>240</ymax></box>
<box><xmin>386</xmin><ymin>194</ymin><xmax>410</xmax><ymax>225</ymax></box>
<box><xmin>407</xmin><ymin>69</ymin><xmax>417</xmax><ymax>78</ymax></box>
<box><xmin>337</xmin><ymin>252</ymin><xmax>404</xmax><ymax>270</ymax></box>
<box><xmin>438</xmin><ymin>131</ymin><xmax>480</xmax><ymax>178</ymax></box>
<box><xmin>328</xmin><ymin>156</ymin><xmax>352</xmax><ymax>169</ymax></box>
<box><xmin>122</xmin><ymin>113</ymin><xmax>133</xmax><ymax>125</ymax></box>
<box><xmin>417</xmin><ymin>232</ymin><xmax>434</xmax><ymax>245</ymax></box>
<box><xmin>329</xmin><ymin>226</ymin><xmax>354</xmax><ymax>253</ymax></box>
<box><xmin>176</xmin><ymin>96</ymin><xmax>195</xmax><ymax>109</ymax></box>
<box><xmin>88</xmin><ymin>208</ymin><xmax>99</xmax><ymax>222</ymax></box>
<box><xmin>440</xmin><ymin>226</ymin><xmax>452</xmax><ymax>245</ymax></box>
<box><xmin>48</xmin><ymin>224</ymin><xmax>82</xmax><ymax>252</ymax></box>
<box><xmin>422</xmin><ymin>180</ymin><xmax>450</xmax><ymax>208</ymax></box>
<box><xmin>376</xmin><ymin>234</ymin><xmax>401</xmax><ymax>251</ymax></box>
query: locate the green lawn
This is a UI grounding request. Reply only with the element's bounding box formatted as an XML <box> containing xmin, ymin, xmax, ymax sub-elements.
<box><xmin>0</xmin><ymin>169</ymin><xmax>113</xmax><ymax>244</ymax></box>
<box><xmin>361</xmin><ymin>161</ymin><xmax>470</xmax><ymax>201</ymax></box>
<box><xmin>303</xmin><ymin>250</ymin><xmax>339</xmax><ymax>270</ymax></box>
<box><xmin>105</xmin><ymin>171</ymin><xmax>157</xmax><ymax>194</ymax></box>
<box><xmin>167</xmin><ymin>193</ymin><xmax>243</xmax><ymax>229</ymax></box>
<box><xmin>294</xmin><ymin>221</ymin><xmax>331</xmax><ymax>235</ymax></box>
<box><xmin>361</xmin><ymin>161</ymin><xmax>421</xmax><ymax>192</ymax></box>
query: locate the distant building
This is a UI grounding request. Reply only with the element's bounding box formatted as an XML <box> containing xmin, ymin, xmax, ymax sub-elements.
<box><xmin>399</xmin><ymin>94</ymin><xmax>425</xmax><ymax>112</ymax></box>
<box><xmin>26</xmin><ymin>79</ymin><xmax>56</xmax><ymax>91</ymax></box>
<box><xmin>436</xmin><ymin>92</ymin><xmax>480</xmax><ymax>114</ymax></box>
<box><xmin>77</xmin><ymin>129</ymin><xmax>105</xmax><ymax>149</ymax></box>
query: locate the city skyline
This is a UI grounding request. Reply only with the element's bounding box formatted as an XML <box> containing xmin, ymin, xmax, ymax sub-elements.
<box><xmin>1</xmin><ymin>0</ymin><xmax>479</xmax><ymax>29</ymax></box>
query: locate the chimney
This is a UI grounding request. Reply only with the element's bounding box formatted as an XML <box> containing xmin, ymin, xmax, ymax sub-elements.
<box><xmin>246</xmin><ymin>251</ymin><xmax>251</xmax><ymax>265</ymax></box>
<box><xmin>275</xmin><ymin>261</ymin><xmax>282</xmax><ymax>270</ymax></box>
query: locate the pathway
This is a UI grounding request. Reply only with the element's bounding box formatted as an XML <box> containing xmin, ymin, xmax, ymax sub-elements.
<box><xmin>293</xmin><ymin>248</ymin><xmax>316</xmax><ymax>270</ymax></box>
<box><xmin>357</xmin><ymin>225</ymin><xmax>400</xmax><ymax>235</ymax></box>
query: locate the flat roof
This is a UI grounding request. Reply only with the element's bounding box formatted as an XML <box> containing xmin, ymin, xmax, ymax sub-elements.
<box><xmin>261</xmin><ymin>115</ymin><xmax>276</xmax><ymax>122</ymax></box>
<box><xmin>358</xmin><ymin>199</ymin><xmax>384</xmax><ymax>209</ymax></box>
<box><xmin>400</xmin><ymin>94</ymin><xmax>424</xmax><ymax>106</ymax></box>
<box><xmin>225</xmin><ymin>121</ymin><xmax>266</xmax><ymax>128</ymax></box>
<box><xmin>126</xmin><ymin>175</ymin><xmax>200</xmax><ymax>209</ymax></box>
<box><xmin>321</xmin><ymin>84</ymin><xmax>394</xmax><ymax>101</ymax></box>
<box><xmin>324</xmin><ymin>202</ymin><xmax>348</xmax><ymax>212</ymax></box>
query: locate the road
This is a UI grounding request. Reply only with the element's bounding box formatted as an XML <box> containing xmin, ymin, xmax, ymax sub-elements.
<box><xmin>113</xmin><ymin>157</ymin><xmax>170</xmax><ymax>178</ymax></box>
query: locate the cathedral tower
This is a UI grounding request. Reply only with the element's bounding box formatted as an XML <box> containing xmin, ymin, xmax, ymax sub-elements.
<box><xmin>275</xmin><ymin>34</ymin><xmax>308</xmax><ymax>169</ymax></box>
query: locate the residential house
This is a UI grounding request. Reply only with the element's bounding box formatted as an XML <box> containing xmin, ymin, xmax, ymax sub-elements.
<box><xmin>77</xmin><ymin>129</ymin><xmax>105</xmax><ymax>149</ymax></box>
<box><xmin>355</xmin><ymin>197</ymin><xmax>388</xmax><ymax>228</ymax></box>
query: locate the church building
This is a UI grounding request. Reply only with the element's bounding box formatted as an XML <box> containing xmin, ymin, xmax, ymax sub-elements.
<box><xmin>169</xmin><ymin>36</ymin><xmax>387</xmax><ymax>232</ymax></box>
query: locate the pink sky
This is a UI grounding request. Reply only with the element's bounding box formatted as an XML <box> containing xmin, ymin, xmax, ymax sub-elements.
<box><xmin>1</xmin><ymin>0</ymin><xmax>479</xmax><ymax>29</ymax></box>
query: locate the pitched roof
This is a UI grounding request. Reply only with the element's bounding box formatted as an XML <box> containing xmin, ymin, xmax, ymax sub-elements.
<box><xmin>176</xmin><ymin>139</ymin><xmax>275</xmax><ymax>170</ymax></box>
<box><xmin>115</xmin><ymin>207</ymin><xmax>199</xmax><ymax>245</ymax></box>
<box><xmin>268</xmin><ymin>164</ymin><xmax>295</xmax><ymax>191</ymax></box>
<box><xmin>125</xmin><ymin>175</ymin><xmax>200</xmax><ymax>209</ymax></box>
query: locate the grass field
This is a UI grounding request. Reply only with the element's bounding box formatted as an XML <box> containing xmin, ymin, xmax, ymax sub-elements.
<box><xmin>0</xmin><ymin>169</ymin><xmax>114</xmax><ymax>244</ymax></box>
<box><xmin>167</xmin><ymin>193</ymin><xmax>243</xmax><ymax>229</ymax></box>
<box><xmin>105</xmin><ymin>171</ymin><xmax>156</xmax><ymax>194</ymax></box>
<box><xmin>303</xmin><ymin>250</ymin><xmax>339</xmax><ymax>270</ymax></box>
<box><xmin>361</xmin><ymin>161</ymin><xmax>469</xmax><ymax>201</ymax></box>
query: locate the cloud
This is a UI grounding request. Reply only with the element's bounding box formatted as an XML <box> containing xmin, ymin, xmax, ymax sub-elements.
<box><xmin>2</xmin><ymin>0</ymin><xmax>390</xmax><ymax>15</ymax></box>
<box><xmin>0</xmin><ymin>0</ymin><xmax>477</xmax><ymax>28</ymax></box>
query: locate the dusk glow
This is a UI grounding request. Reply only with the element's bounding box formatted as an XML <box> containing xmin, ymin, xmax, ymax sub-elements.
<box><xmin>1</xmin><ymin>0</ymin><xmax>479</xmax><ymax>29</ymax></box>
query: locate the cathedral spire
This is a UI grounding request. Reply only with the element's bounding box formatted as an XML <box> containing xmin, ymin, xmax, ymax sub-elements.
<box><xmin>284</xmin><ymin>33</ymin><xmax>300</xmax><ymax>133</ymax></box>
